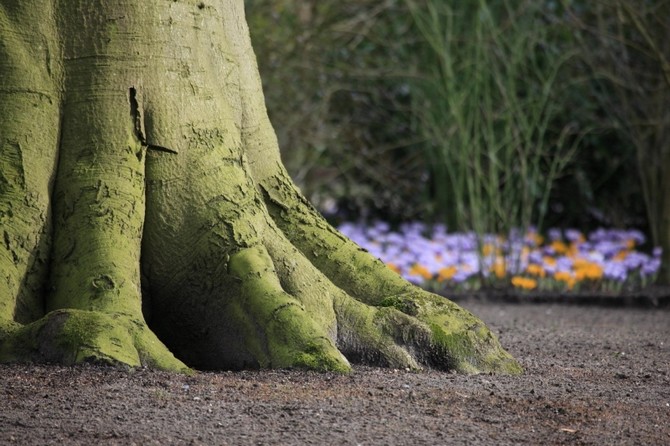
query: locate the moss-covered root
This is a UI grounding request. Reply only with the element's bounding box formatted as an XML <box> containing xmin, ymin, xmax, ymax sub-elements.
<box><xmin>0</xmin><ymin>310</ymin><xmax>190</xmax><ymax>373</ymax></box>
<box><xmin>333</xmin><ymin>291</ymin><xmax>521</xmax><ymax>374</ymax></box>
<box><xmin>227</xmin><ymin>245</ymin><xmax>351</xmax><ymax>372</ymax></box>
<box><xmin>383</xmin><ymin>291</ymin><xmax>522</xmax><ymax>374</ymax></box>
<box><xmin>255</xmin><ymin>176</ymin><xmax>520</xmax><ymax>373</ymax></box>
<box><xmin>333</xmin><ymin>294</ymin><xmax>421</xmax><ymax>370</ymax></box>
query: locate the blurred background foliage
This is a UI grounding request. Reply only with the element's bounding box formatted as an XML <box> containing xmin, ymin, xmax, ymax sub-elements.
<box><xmin>246</xmin><ymin>0</ymin><xmax>426</xmax><ymax>222</ymax></box>
<box><xmin>244</xmin><ymin>0</ymin><xmax>669</xmax><ymax>257</ymax></box>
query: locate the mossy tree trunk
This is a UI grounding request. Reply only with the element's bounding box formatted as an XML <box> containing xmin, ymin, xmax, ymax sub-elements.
<box><xmin>0</xmin><ymin>0</ymin><xmax>521</xmax><ymax>374</ymax></box>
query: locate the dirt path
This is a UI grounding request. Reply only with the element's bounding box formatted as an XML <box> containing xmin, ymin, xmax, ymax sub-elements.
<box><xmin>2</xmin><ymin>301</ymin><xmax>669</xmax><ymax>445</ymax></box>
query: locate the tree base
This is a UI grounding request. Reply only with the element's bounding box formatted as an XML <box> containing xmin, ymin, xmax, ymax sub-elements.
<box><xmin>0</xmin><ymin>0</ymin><xmax>521</xmax><ymax>376</ymax></box>
<box><xmin>0</xmin><ymin>310</ymin><xmax>189</xmax><ymax>373</ymax></box>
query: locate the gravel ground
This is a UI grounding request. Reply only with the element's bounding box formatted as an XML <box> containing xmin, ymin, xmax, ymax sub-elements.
<box><xmin>2</xmin><ymin>300</ymin><xmax>669</xmax><ymax>445</ymax></box>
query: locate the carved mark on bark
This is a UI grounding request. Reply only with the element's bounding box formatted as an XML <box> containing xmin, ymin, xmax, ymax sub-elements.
<box><xmin>129</xmin><ymin>87</ymin><xmax>146</xmax><ymax>144</ymax></box>
<box><xmin>128</xmin><ymin>87</ymin><xmax>177</xmax><ymax>155</ymax></box>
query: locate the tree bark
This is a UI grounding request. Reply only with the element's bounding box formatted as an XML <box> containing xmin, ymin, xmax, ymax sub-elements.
<box><xmin>0</xmin><ymin>0</ymin><xmax>521</xmax><ymax>374</ymax></box>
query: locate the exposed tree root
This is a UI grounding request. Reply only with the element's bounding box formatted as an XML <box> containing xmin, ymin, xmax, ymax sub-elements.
<box><xmin>0</xmin><ymin>309</ymin><xmax>188</xmax><ymax>372</ymax></box>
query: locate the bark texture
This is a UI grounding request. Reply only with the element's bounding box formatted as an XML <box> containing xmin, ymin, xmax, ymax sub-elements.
<box><xmin>0</xmin><ymin>0</ymin><xmax>521</xmax><ymax>374</ymax></box>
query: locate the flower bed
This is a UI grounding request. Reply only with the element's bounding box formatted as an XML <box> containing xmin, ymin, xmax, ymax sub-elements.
<box><xmin>338</xmin><ymin>221</ymin><xmax>661</xmax><ymax>294</ymax></box>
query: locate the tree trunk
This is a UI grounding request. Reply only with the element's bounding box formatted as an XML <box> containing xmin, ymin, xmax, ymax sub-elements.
<box><xmin>0</xmin><ymin>0</ymin><xmax>521</xmax><ymax>374</ymax></box>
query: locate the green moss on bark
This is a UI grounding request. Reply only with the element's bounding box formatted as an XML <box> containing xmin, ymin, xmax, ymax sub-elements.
<box><xmin>0</xmin><ymin>0</ymin><xmax>61</xmax><ymax>326</ymax></box>
<box><xmin>0</xmin><ymin>0</ymin><xmax>522</xmax><ymax>375</ymax></box>
<box><xmin>0</xmin><ymin>309</ymin><xmax>189</xmax><ymax>372</ymax></box>
<box><xmin>225</xmin><ymin>245</ymin><xmax>350</xmax><ymax>372</ymax></box>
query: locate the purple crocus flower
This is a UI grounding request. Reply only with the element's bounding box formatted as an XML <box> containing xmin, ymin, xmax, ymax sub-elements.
<box><xmin>641</xmin><ymin>258</ymin><xmax>661</xmax><ymax>277</ymax></box>
<box><xmin>528</xmin><ymin>251</ymin><xmax>544</xmax><ymax>265</ymax></box>
<box><xmin>555</xmin><ymin>256</ymin><xmax>574</xmax><ymax>272</ymax></box>
<box><xmin>627</xmin><ymin>229</ymin><xmax>646</xmax><ymax>245</ymax></box>
<box><xmin>565</xmin><ymin>229</ymin><xmax>584</xmax><ymax>243</ymax></box>
<box><xmin>548</xmin><ymin>228</ymin><xmax>563</xmax><ymax>241</ymax></box>
<box><xmin>603</xmin><ymin>261</ymin><xmax>627</xmax><ymax>282</ymax></box>
<box><xmin>622</xmin><ymin>252</ymin><xmax>649</xmax><ymax>270</ymax></box>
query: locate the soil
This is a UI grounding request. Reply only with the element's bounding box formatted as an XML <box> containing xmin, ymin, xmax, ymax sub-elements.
<box><xmin>2</xmin><ymin>298</ymin><xmax>669</xmax><ymax>445</ymax></box>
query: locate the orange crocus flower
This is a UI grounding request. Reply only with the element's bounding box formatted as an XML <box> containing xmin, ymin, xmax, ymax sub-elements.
<box><xmin>511</xmin><ymin>276</ymin><xmax>538</xmax><ymax>290</ymax></box>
